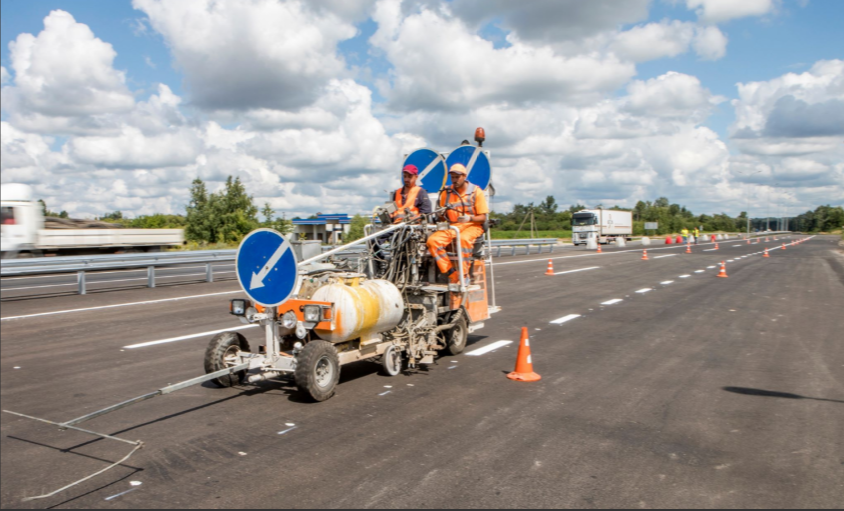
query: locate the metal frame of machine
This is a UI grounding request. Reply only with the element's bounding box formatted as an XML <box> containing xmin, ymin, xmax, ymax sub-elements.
<box><xmin>209</xmin><ymin>208</ymin><xmax>497</xmax><ymax>402</ymax></box>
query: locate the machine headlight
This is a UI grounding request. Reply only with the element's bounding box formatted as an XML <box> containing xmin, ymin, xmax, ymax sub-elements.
<box><xmin>303</xmin><ymin>305</ymin><xmax>321</xmax><ymax>323</ymax></box>
<box><xmin>230</xmin><ymin>299</ymin><xmax>249</xmax><ymax>316</ymax></box>
<box><xmin>281</xmin><ymin>311</ymin><xmax>298</xmax><ymax>329</ymax></box>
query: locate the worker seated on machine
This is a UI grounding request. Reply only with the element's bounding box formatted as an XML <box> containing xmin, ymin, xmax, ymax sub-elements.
<box><xmin>427</xmin><ymin>163</ymin><xmax>489</xmax><ymax>284</ymax></box>
<box><xmin>391</xmin><ymin>164</ymin><xmax>431</xmax><ymax>223</ymax></box>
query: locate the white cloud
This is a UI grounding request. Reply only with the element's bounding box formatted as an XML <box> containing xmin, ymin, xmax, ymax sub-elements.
<box><xmin>371</xmin><ymin>1</ymin><xmax>635</xmax><ymax>111</ymax></box>
<box><xmin>450</xmin><ymin>0</ymin><xmax>651</xmax><ymax>44</ymax></box>
<box><xmin>687</xmin><ymin>0</ymin><xmax>775</xmax><ymax>23</ymax></box>
<box><xmin>731</xmin><ymin>59</ymin><xmax>844</xmax><ymax>145</ymax></box>
<box><xmin>0</xmin><ymin>121</ymin><xmax>68</xmax><ymax>185</ymax></box>
<box><xmin>133</xmin><ymin>0</ymin><xmax>358</xmax><ymax>111</ymax></box>
<box><xmin>624</xmin><ymin>72</ymin><xmax>724</xmax><ymax>120</ymax></box>
<box><xmin>0</xmin><ymin>66</ymin><xmax>9</xmax><ymax>85</ymax></box>
<box><xmin>611</xmin><ymin>20</ymin><xmax>695</xmax><ymax>62</ymax></box>
<box><xmin>4</xmin><ymin>10</ymin><xmax>134</xmax><ymax>118</ymax></box>
<box><xmin>692</xmin><ymin>25</ymin><xmax>728</xmax><ymax>61</ymax></box>
<box><xmin>610</xmin><ymin>21</ymin><xmax>728</xmax><ymax>63</ymax></box>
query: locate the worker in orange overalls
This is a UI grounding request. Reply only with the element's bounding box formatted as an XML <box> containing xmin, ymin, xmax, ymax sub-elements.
<box><xmin>391</xmin><ymin>164</ymin><xmax>431</xmax><ymax>223</ymax></box>
<box><xmin>427</xmin><ymin>163</ymin><xmax>489</xmax><ymax>284</ymax></box>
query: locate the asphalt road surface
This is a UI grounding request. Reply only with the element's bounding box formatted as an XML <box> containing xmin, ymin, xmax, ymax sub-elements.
<box><xmin>1</xmin><ymin>235</ymin><xmax>842</xmax><ymax>508</ymax></box>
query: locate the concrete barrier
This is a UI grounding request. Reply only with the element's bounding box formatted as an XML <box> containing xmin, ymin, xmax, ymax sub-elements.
<box><xmin>641</xmin><ymin>237</ymin><xmax>651</xmax><ymax>245</ymax></box>
<box><xmin>586</xmin><ymin>238</ymin><xmax>598</xmax><ymax>250</ymax></box>
<box><xmin>616</xmin><ymin>237</ymin><xmax>626</xmax><ymax>247</ymax></box>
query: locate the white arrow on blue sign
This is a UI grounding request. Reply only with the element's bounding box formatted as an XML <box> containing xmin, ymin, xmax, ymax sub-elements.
<box><xmin>236</xmin><ymin>228</ymin><xmax>298</xmax><ymax>307</ymax></box>
<box><xmin>445</xmin><ymin>145</ymin><xmax>491</xmax><ymax>190</ymax></box>
<box><xmin>403</xmin><ymin>148</ymin><xmax>447</xmax><ymax>194</ymax></box>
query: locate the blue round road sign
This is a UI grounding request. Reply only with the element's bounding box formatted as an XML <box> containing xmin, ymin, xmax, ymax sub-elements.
<box><xmin>445</xmin><ymin>145</ymin><xmax>490</xmax><ymax>190</ymax></box>
<box><xmin>236</xmin><ymin>229</ymin><xmax>298</xmax><ymax>307</ymax></box>
<box><xmin>403</xmin><ymin>148</ymin><xmax>447</xmax><ymax>194</ymax></box>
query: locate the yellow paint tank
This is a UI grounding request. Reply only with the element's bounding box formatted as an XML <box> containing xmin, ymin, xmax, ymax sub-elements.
<box><xmin>312</xmin><ymin>278</ymin><xmax>403</xmax><ymax>343</ymax></box>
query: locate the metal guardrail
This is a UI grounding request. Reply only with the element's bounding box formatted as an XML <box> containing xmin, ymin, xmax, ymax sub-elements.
<box><xmin>0</xmin><ymin>238</ymin><xmax>561</xmax><ymax>295</ymax></box>
<box><xmin>489</xmin><ymin>238</ymin><xmax>558</xmax><ymax>256</ymax></box>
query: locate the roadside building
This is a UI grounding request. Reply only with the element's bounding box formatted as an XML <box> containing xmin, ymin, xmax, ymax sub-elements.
<box><xmin>291</xmin><ymin>214</ymin><xmax>352</xmax><ymax>244</ymax></box>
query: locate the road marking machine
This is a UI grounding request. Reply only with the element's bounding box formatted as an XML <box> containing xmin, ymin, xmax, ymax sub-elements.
<box><xmin>3</xmin><ymin>130</ymin><xmax>499</xmax><ymax>502</ymax></box>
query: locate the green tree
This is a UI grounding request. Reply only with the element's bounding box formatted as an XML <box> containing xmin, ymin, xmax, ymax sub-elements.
<box><xmin>346</xmin><ymin>214</ymin><xmax>368</xmax><ymax>242</ymax></box>
<box><xmin>259</xmin><ymin>202</ymin><xmax>292</xmax><ymax>234</ymax></box>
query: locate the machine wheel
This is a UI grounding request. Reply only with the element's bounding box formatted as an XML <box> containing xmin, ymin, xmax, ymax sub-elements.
<box><xmin>381</xmin><ymin>344</ymin><xmax>403</xmax><ymax>376</ymax></box>
<box><xmin>204</xmin><ymin>332</ymin><xmax>250</xmax><ymax>387</ymax></box>
<box><xmin>444</xmin><ymin>313</ymin><xmax>468</xmax><ymax>356</ymax></box>
<box><xmin>294</xmin><ymin>340</ymin><xmax>340</xmax><ymax>402</ymax></box>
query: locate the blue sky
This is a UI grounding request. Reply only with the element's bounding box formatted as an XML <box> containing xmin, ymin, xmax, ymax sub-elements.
<box><xmin>1</xmin><ymin>0</ymin><xmax>841</xmax><ymax>218</ymax></box>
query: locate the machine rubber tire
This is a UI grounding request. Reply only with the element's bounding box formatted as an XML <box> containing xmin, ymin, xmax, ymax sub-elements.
<box><xmin>204</xmin><ymin>332</ymin><xmax>250</xmax><ymax>387</ymax></box>
<box><xmin>381</xmin><ymin>344</ymin><xmax>403</xmax><ymax>377</ymax></box>
<box><xmin>294</xmin><ymin>340</ymin><xmax>340</xmax><ymax>402</ymax></box>
<box><xmin>444</xmin><ymin>313</ymin><xmax>468</xmax><ymax>356</ymax></box>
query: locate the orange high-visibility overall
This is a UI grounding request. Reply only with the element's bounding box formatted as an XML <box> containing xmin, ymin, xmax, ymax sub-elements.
<box><xmin>427</xmin><ymin>183</ymin><xmax>488</xmax><ymax>282</ymax></box>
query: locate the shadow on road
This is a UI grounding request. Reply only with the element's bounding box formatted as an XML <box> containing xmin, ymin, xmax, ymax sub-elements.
<box><xmin>723</xmin><ymin>386</ymin><xmax>844</xmax><ymax>404</ymax></box>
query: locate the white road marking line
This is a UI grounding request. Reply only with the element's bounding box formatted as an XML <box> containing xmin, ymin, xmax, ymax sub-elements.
<box><xmin>601</xmin><ymin>299</ymin><xmax>623</xmax><ymax>305</ymax></box>
<box><xmin>707</xmin><ymin>266</ymin><xmax>716</xmax><ymax>269</ymax></box>
<box><xmin>277</xmin><ymin>426</ymin><xmax>298</xmax><ymax>435</ymax></box>
<box><xmin>553</xmin><ymin>266</ymin><xmax>600</xmax><ymax>275</ymax></box>
<box><xmin>466</xmin><ymin>340</ymin><xmax>513</xmax><ymax>356</ymax></box>
<box><xmin>733</xmin><ymin>245</ymin><xmax>742</xmax><ymax>247</ymax></box>
<box><xmin>635</xmin><ymin>288</ymin><xmax>652</xmax><ymax>293</ymax></box>
<box><xmin>1</xmin><ymin>271</ymin><xmax>236</xmax><ymax>292</ymax></box>
<box><xmin>550</xmin><ymin>314</ymin><xmax>580</xmax><ymax>325</ymax></box>
<box><xmin>703</xmin><ymin>249</ymin><xmax>717</xmax><ymax>251</ymax></box>
<box><xmin>1</xmin><ymin>290</ymin><xmax>243</xmax><ymax>321</ymax></box>
<box><xmin>727</xmin><ymin>259</ymin><xmax>734</xmax><ymax>262</ymax></box>
<box><xmin>660</xmin><ymin>281</ymin><xmax>674</xmax><ymax>285</ymax></box>
<box><xmin>1</xmin><ymin>264</ymin><xmax>235</xmax><ymax>281</ymax></box>
<box><xmin>653</xmin><ymin>254</ymin><xmax>677</xmax><ymax>259</ymax></box>
<box><xmin>679</xmin><ymin>275</ymin><xmax>691</xmax><ymax>278</ymax></box>
<box><xmin>104</xmin><ymin>488</ymin><xmax>138</xmax><ymax>501</ymax></box>
<box><xmin>123</xmin><ymin>325</ymin><xmax>259</xmax><ymax>349</ymax></box>
<box><xmin>694</xmin><ymin>270</ymin><xmax>705</xmax><ymax>273</ymax></box>
<box><xmin>379</xmin><ymin>391</ymin><xmax>391</xmax><ymax>396</ymax></box>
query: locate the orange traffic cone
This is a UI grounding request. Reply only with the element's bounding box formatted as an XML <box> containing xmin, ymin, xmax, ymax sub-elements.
<box><xmin>642</xmin><ymin>249</ymin><xmax>649</xmax><ymax>260</ymax></box>
<box><xmin>714</xmin><ymin>243</ymin><xmax>719</xmax><ymax>250</ymax></box>
<box><xmin>596</xmin><ymin>244</ymin><xmax>602</xmax><ymax>253</ymax></box>
<box><xmin>763</xmin><ymin>248</ymin><xmax>769</xmax><ymax>258</ymax></box>
<box><xmin>507</xmin><ymin>327</ymin><xmax>541</xmax><ymax>382</ymax></box>
<box><xmin>747</xmin><ymin>238</ymin><xmax>751</xmax><ymax>244</ymax></box>
<box><xmin>782</xmin><ymin>243</ymin><xmax>786</xmax><ymax>250</ymax></box>
<box><xmin>765</xmin><ymin>237</ymin><xmax>770</xmax><ymax>242</ymax></box>
<box><xmin>685</xmin><ymin>244</ymin><xmax>692</xmax><ymax>254</ymax></box>
<box><xmin>716</xmin><ymin>261</ymin><xmax>728</xmax><ymax>278</ymax></box>
<box><xmin>545</xmin><ymin>260</ymin><xmax>554</xmax><ymax>276</ymax></box>
<box><xmin>774</xmin><ymin>236</ymin><xmax>778</xmax><ymax>240</ymax></box>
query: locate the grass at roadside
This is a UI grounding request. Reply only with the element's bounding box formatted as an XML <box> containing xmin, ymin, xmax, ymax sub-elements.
<box><xmin>167</xmin><ymin>241</ymin><xmax>238</xmax><ymax>251</ymax></box>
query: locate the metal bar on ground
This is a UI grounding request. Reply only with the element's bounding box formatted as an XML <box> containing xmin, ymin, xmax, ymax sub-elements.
<box><xmin>147</xmin><ymin>266</ymin><xmax>155</xmax><ymax>288</ymax></box>
<box><xmin>77</xmin><ymin>270</ymin><xmax>86</xmax><ymax>295</ymax></box>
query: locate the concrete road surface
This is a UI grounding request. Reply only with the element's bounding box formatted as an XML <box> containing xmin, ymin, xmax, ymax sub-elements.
<box><xmin>1</xmin><ymin>235</ymin><xmax>841</xmax><ymax>508</ymax></box>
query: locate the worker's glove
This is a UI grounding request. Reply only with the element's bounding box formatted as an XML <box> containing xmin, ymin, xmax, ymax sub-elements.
<box><xmin>457</xmin><ymin>215</ymin><xmax>472</xmax><ymax>223</ymax></box>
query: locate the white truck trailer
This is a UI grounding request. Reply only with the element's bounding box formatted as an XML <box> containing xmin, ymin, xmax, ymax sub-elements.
<box><xmin>571</xmin><ymin>209</ymin><xmax>633</xmax><ymax>245</ymax></box>
<box><xmin>1</xmin><ymin>184</ymin><xmax>184</xmax><ymax>257</ymax></box>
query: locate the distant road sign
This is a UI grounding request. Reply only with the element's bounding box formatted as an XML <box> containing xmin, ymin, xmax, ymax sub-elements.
<box><xmin>445</xmin><ymin>145</ymin><xmax>491</xmax><ymax>190</ymax></box>
<box><xmin>236</xmin><ymin>229</ymin><xmax>298</xmax><ymax>307</ymax></box>
<box><xmin>645</xmin><ymin>222</ymin><xmax>658</xmax><ymax>230</ymax></box>
<box><xmin>403</xmin><ymin>148</ymin><xmax>447</xmax><ymax>194</ymax></box>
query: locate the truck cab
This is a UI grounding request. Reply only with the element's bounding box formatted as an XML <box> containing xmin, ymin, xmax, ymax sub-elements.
<box><xmin>1</xmin><ymin>184</ymin><xmax>44</xmax><ymax>255</ymax></box>
<box><xmin>571</xmin><ymin>211</ymin><xmax>599</xmax><ymax>245</ymax></box>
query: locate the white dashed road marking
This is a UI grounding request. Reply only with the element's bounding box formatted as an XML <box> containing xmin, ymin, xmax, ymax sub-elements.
<box><xmin>601</xmin><ymin>299</ymin><xmax>623</xmax><ymax>305</ymax></box>
<box><xmin>550</xmin><ymin>314</ymin><xmax>581</xmax><ymax>325</ymax></box>
<box><xmin>124</xmin><ymin>325</ymin><xmax>258</xmax><ymax>349</ymax></box>
<box><xmin>466</xmin><ymin>340</ymin><xmax>513</xmax><ymax>356</ymax></box>
<box><xmin>553</xmin><ymin>266</ymin><xmax>600</xmax><ymax>275</ymax></box>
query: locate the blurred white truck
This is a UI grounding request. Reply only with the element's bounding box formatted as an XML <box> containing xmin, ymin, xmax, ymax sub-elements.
<box><xmin>1</xmin><ymin>184</ymin><xmax>184</xmax><ymax>257</ymax></box>
<box><xmin>571</xmin><ymin>209</ymin><xmax>633</xmax><ymax>245</ymax></box>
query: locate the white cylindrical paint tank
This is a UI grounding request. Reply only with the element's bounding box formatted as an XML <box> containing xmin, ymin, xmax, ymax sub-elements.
<box><xmin>312</xmin><ymin>278</ymin><xmax>403</xmax><ymax>343</ymax></box>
